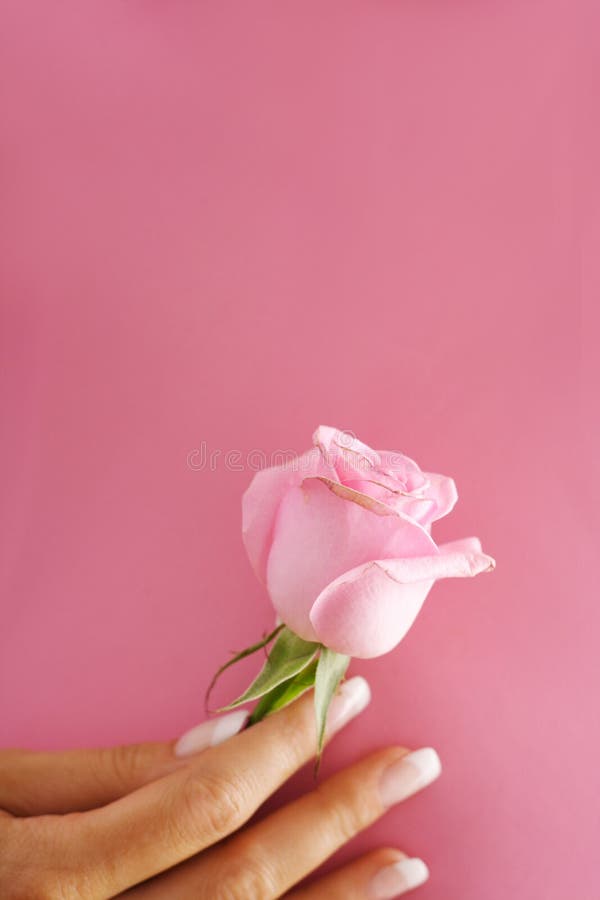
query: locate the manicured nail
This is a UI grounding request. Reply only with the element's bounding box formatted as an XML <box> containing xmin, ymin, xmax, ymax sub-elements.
<box><xmin>174</xmin><ymin>710</ymin><xmax>249</xmax><ymax>757</ymax></box>
<box><xmin>379</xmin><ymin>748</ymin><xmax>442</xmax><ymax>807</ymax></box>
<box><xmin>368</xmin><ymin>858</ymin><xmax>429</xmax><ymax>898</ymax></box>
<box><xmin>327</xmin><ymin>676</ymin><xmax>371</xmax><ymax>735</ymax></box>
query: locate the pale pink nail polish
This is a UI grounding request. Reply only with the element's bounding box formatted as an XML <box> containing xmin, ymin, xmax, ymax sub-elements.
<box><xmin>379</xmin><ymin>748</ymin><xmax>442</xmax><ymax>807</ymax></box>
<box><xmin>368</xmin><ymin>858</ymin><xmax>429</xmax><ymax>898</ymax></box>
<box><xmin>326</xmin><ymin>675</ymin><xmax>371</xmax><ymax>735</ymax></box>
<box><xmin>174</xmin><ymin>709</ymin><xmax>249</xmax><ymax>757</ymax></box>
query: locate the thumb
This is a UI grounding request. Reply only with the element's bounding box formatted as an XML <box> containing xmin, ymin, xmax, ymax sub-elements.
<box><xmin>0</xmin><ymin>709</ymin><xmax>248</xmax><ymax>816</ymax></box>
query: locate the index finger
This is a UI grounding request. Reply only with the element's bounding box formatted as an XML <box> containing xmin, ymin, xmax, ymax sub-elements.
<box><xmin>0</xmin><ymin>709</ymin><xmax>248</xmax><ymax>816</ymax></box>
<box><xmin>54</xmin><ymin>676</ymin><xmax>370</xmax><ymax>898</ymax></box>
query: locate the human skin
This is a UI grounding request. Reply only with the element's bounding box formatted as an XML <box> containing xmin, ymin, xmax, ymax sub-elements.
<box><xmin>0</xmin><ymin>677</ymin><xmax>441</xmax><ymax>899</ymax></box>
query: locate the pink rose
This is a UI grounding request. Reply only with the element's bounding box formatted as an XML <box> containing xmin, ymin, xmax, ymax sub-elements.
<box><xmin>242</xmin><ymin>426</ymin><xmax>495</xmax><ymax>659</ymax></box>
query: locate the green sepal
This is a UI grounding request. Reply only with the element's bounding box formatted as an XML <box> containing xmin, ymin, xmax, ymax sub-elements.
<box><xmin>205</xmin><ymin>623</ymin><xmax>285</xmax><ymax>713</ymax></box>
<box><xmin>219</xmin><ymin>627</ymin><xmax>319</xmax><ymax>711</ymax></box>
<box><xmin>314</xmin><ymin>647</ymin><xmax>351</xmax><ymax>771</ymax></box>
<box><xmin>249</xmin><ymin>658</ymin><xmax>318</xmax><ymax>724</ymax></box>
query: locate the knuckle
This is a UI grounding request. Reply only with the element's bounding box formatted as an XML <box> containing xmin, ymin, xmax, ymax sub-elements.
<box><xmin>200</xmin><ymin>771</ymin><xmax>250</xmax><ymax>836</ymax></box>
<box><xmin>99</xmin><ymin>742</ymin><xmax>145</xmax><ymax>791</ymax></box>
<box><xmin>313</xmin><ymin>781</ymin><xmax>371</xmax><ymax>843</ymax></box>
<box><xmin>216</xmin><ymin>852</ymin><xmax>280</xmax><ymax>900</ymax></box>
<box><xmin>173</xmin><ymin>769</ymin><xmax>249</xmax><ymax>848</ymax></box>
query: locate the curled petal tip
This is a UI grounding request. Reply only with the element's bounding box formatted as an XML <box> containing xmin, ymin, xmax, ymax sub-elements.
<box><xmin>481</xmin><ymin>553</ymin><xmax>496</xmax><ymax>572</ymax></box>
<box><xmin>465</xmin><ymin>551</ymin><xmax>497</xmax><ymax>576</ymax></box>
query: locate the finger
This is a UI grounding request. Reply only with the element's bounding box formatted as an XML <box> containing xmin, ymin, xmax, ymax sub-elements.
<box><xmin>39</xmin><ymin>676</ymin><xmax>371</xmax><ymax>898</ymax></box>
<box><xmin>127</xmin><ymin>745</ymin><xmax>441</xmax><ymax>899</ymax></box>
<box><xmin>0</xmin><ymin>710</ymin><xmax>248</xmax><ymax>815</ymax></box>
<box><xmin>288</xmin><ymin>848</ymin><xmax>429</xmax><ymax>899</ymax></box>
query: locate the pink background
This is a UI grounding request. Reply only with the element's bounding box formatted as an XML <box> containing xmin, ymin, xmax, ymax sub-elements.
<box><xmin>1</xmin><ymin>2</ymin><xmax>598</xmax><ymax>898</ymax></box>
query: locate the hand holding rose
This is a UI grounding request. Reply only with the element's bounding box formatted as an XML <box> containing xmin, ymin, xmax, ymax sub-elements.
<box><xmin>214</xmin><ymin>426</ymin><xmax>495</xmax><ymax>751</ymax></box>
<box><xmin>0</xmin><ymin>681</ymin><xmax>441</xmax><ymax>898</ymax></box>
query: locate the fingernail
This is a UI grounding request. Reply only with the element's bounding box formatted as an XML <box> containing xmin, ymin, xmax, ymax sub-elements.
<box><xmin>379</xmin><ymin>747</ymin><xmax>442</xmax><ymax>807</ymax></box>
<box><xmin>326</xmin><ymin>675</ymin><xmax>371</xmax><ymax>735</ymax></box>
<box><xmin>368</xmin><ymin>858</ymin><xmax>429</xmax><ymax>898</ymax></box>
<box><xmin>174</xmin><ymin>709</ymin><xmax>249</xmax><ymax>757</ymax></box>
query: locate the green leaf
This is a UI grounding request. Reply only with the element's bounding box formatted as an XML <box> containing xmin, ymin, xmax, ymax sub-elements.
<box><xmin>205</xmin><ymin>623</ymin><xmax>285</xmax><ymax>712</ymax></box>
<box><xmin>249</xmin><ymin>658</ymin><xmax>318</xmax><ymax>724</ymax></box>
<box><xmin>314</xmin><ymin>647</ymin><xmax>351</xmax><ymax>768</ymax></box>
<box><xmin>220</xmin><ymin>627</ymin><xmax>319</xmax><ymax>711</ymax></box>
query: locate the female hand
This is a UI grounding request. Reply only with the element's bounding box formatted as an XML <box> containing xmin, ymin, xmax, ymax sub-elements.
<box><xmin>0</xmin><ymin>677</ymin><xmax>441</xmax><ymax>898</ymax></box>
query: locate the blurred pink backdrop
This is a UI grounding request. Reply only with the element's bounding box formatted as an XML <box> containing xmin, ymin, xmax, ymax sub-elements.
<box><xmin>1</xmin><ymin>2</ymin><xmax>598</xmax><ymax>898</ymax></box>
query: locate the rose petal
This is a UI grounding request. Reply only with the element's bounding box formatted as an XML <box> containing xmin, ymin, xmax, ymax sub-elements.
<box><xmin>242</xmin><ymin>447</ymin><xmax>335</xmax><ymax>583</ymax></box>
<box><xmin>395</xmin><ymin>496</ymin><xmax>439</xmax><ymax>524</ymax></box>
<box><xmin>338</xmin><ymin>477</ymin><xmax>438</xmax><ymax>524</ymax></box>
<box><xmin>314</xmin><ymin>476</ymin><xmax>398</xmax><ymax>517</ymax></box>
<box><xmin>344</xmin><ymin>473</ymin><xmax>403</xmax><ymax>495</ymax></box>
<box><xmin>377</xmin><ymin>450</ymin><xmax>428</xmax><ymax>491</ymax></box>
<box><xmin>313</xmin><ymin>425</ymin><xmax>381</xmax><ymax>467</ymax></box>
<box><xmin>439</xmin><ymin>536</ymin><xmax>483</xmax><ymax>554</ymax></box>
<box><xmin>309</xmin><ymin>545</ymin><xmax>495</xmax><ymax>658</ymax></box>
<box><xmin>422</xmin><ymin>472</ymin><xmax>458</xmax><ymax>522</ymax></box>
<box><xmin>266</xmin><ymin>478</ymin><xmax>437</xmax><ymax>641</ymax></box>
<box><xmin>310</xmin><ymin>564</ymin><xmax>433</xmax><ymax>658</ymax></box>
<box><xmin>375</xmin><ymin>549</ymin><xmax>496</xmax><ymax>581</ymax></box>
<box><xmin>313</xmin><ymin>424</ymin><xmax>381</xmax><ymax>484</ymax></box>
